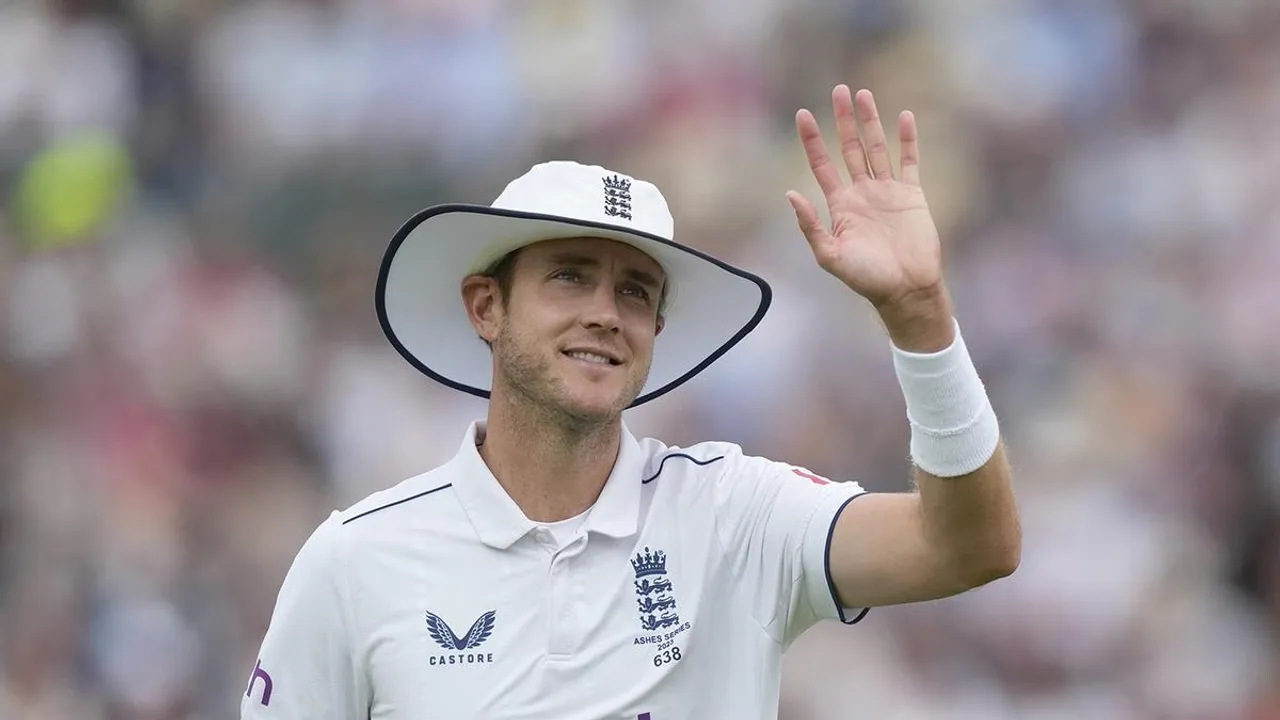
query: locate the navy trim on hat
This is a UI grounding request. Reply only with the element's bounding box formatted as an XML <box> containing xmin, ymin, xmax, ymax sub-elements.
<box><xmin>375</xmin><ymin>202</ymin><xmax>772</xmax><ymax>408</ymax></box>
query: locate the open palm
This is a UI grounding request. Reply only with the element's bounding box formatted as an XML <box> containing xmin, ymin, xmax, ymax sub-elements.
<box><xmin>787</xmin><ymin>86</ymin><xmax>942</xmax><ymax>309</ymax></box>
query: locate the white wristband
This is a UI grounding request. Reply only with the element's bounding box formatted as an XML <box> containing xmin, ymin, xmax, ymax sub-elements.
<box><xmin>891</xmin><ymin>320</ymin><xmax>1000</xmax><ymax>477</ymax></box>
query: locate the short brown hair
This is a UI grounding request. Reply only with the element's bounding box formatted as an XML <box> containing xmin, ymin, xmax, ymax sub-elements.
<box><xmin>483</xmin><ymin>249</ymin><xmax>523</xmax><ymax>309</ymax></box>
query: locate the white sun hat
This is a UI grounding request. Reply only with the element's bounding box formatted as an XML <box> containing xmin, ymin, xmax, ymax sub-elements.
<box><xmin>374</xmin><ymin>160</ymin><xmax>772</xmax><ymax>407</ymax></box>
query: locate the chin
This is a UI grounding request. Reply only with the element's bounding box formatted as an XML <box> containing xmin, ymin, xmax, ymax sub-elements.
<box><xmin>550</xmin><ymin>378</ymin><xmax>639</xmax><ymax>421</ymax></box>
<box><xmin>559</xmin><ymin>391</ymin><xmax>627</xmax><ymax>422</ymax></box>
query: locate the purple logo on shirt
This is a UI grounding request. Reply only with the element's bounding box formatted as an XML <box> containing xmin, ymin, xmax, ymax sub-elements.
<box><xmin>246</xmin><ymin>659</ymin><xmax>273</xmax><ymax>706</ymax></box>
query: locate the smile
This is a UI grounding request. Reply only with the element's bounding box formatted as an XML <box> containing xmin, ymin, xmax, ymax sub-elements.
<box><xmin>563</xmin><ymin>350</ymin><xmax>622</xmax><ymax>366</ymax></box>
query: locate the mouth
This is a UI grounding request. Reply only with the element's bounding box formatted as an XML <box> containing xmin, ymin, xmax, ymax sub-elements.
<box><xmin>562</xmin><ymin>349</ymin><xmax>623</xmax><ymax>366</ymax></box>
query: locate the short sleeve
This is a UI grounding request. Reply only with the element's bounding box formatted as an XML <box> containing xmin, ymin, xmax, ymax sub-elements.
<box><xmin>241</xmin><ymin>511</ymin><xmax>370</xmax><ymax>720</ymax></box>
<box><xmin>707</xmin><ymin>447</ymin><xmax>870</xmax><ymax>646</ymax></box>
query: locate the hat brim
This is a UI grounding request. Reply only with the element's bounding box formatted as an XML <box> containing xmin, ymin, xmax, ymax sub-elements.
<box><xmin>375</xmin><ymin>203</ymin><xmax>771</xmax><ymax>408</ymax></box>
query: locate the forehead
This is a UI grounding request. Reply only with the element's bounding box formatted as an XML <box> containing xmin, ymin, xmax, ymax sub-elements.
<box><xmin>519</xmin><ymin>237</ymin><xmax>664</xmax><ymax>279</ymax></box>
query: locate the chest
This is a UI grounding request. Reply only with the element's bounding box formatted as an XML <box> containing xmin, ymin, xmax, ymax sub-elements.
<box><xmin>353</xmin><ymin>523</ymin><xmax>759</xmax><ymax>719</ymax></box>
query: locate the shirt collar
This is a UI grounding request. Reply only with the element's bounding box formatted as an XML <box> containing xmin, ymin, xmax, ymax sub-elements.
<box><xmin>449</xmin><ymin>419</ymin><xmax>645</xmax><ymax>550</ymax></box>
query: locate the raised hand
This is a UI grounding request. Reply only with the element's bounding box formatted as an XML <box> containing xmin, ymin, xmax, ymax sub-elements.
<box><xmin>787</xmin><ymin>85</ymin><xmax>954</xmax><ymax>351</ymax></box>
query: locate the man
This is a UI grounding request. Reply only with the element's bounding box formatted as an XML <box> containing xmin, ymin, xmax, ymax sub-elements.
<box><xmin>241</xmin><ymin>86</ymin><xmax>1020</xmax><ymax>719</ymax></box>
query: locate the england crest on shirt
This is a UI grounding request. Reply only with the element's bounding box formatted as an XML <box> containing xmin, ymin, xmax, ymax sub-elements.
<box><xmin>633</xmin><ymin>547</ymin><xmax>679</xmax><ymax>631</ymax></box>
<box><xmin>631</xmin><ymin>547</ymin><xmax>691</xmax><ymax>652</ymax></box>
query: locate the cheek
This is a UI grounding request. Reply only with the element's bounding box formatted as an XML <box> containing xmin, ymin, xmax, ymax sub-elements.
<box><xmin>518</xmin><ymin>297</ymin><xmax>577</xmax><ymax>332</ymax></box>
<box><xmin>502</xmin><ymin>304</ymin><xmax>557</xmax><ymax>341</ymax></box>
<box><xmin>624</xmin><ymin>322</ymin><xmax>659</xmax><ymax>360</ymax></box>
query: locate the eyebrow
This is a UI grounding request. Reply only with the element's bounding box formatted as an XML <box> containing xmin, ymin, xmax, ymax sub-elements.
<box><xmin>546</xmin><ymin>252</ymin><xmax>664</xmax><ymax>289</ymax></box>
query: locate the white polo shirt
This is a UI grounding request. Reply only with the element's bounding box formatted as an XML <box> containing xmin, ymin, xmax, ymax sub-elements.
<box><xmin>241</xmin><ymin>421</ymin><xmax>869</xmax><ymax>720</ymax></box>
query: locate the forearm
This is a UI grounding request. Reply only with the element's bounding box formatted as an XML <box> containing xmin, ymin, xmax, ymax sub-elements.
<box><xmin>915</xmin><ymin>445</ymin><xmax>1020</xmax><ymax>585</ymax></box>
<box><xmin>883</xmin><ymin>289</ymin><xmax>1022</xmax><ymax>584</ymax></box>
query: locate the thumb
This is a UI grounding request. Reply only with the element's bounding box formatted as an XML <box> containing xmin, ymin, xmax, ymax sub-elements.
<box><xmin>786</xmin><ymin>191</ymin><xmax>830</xmax><ymax>250</ymax></box>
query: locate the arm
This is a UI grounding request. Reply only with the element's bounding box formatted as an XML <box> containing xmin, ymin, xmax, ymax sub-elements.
<box><xmin>241</xmin><ymin>512</ymin><xmax>370</xmax><ymax>720</ymax></box>
<box><xmin>787</xmin><ymin>86</ymin><xmax>1022</xmax><ymax>609</ymax></box>
<box><xmin>827</xmin><ymin>443</ymin><xmax>1019</xmax><ymax>608</ymax></box>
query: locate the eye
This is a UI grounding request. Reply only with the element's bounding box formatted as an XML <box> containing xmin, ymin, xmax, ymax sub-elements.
<box><xmin>552</xmin><ymin>268</ymin><xmax>583</xmax><ymax>283</ymax></box>
<box><xmin>620</xmin><ymin>284</ymin><xmax>652</xmax><ymax>302</ymax></box>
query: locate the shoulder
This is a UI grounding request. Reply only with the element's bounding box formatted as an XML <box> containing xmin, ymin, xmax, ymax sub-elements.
<box><xmin>277</xmin><ymin>467</ymin><xmax>462</xmax><ymax>601</ymax></box>
<box><xmin>633</xmin><ymin>436</ymin><xmax>764</xmax><ymax>486</ymax></box>
<box><xmin>333</xmin><ymin>466</ymin><xmax>458</xmax><ymax>530</ymax></box>
<box><xmin>635</xmin><ymin>435</ymin><xmax>840</xmax><ymax>491</ymax></box>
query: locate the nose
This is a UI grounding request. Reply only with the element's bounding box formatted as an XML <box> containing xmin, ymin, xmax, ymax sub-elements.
<box><xmin>579</xmin><ymin>283</ymin><xmax>621</xmax><ymax>333</ymax></box>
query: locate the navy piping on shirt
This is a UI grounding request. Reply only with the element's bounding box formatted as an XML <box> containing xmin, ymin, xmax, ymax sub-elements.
<box><xmin>825</xmin><ymin>492</ymin><xmax>873</xmax><ymax>624</ymax></box>
<box><xmin>641</xmin><ymin>453</ymin><xmax>726</xmax><ymax>484</ymax></box>
<box><xmin>341</xmin><ymin>483</ymin><xmax>453</xmax><ymax>525</ymax></box>
<box><xmin>342</xmin><ymin>452</ymin><xmax>719</xmax><ymax>526</ymax></box>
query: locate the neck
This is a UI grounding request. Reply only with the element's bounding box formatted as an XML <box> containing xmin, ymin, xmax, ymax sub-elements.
<box><xmin>478</xmin><ymin>394</ymin><xmax>621</xmax><ymax>523</ymax></box>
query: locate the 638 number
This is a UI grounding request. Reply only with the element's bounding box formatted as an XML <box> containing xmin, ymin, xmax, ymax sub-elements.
<box><xmin>652</xmin><ymin>646</ymin><xmax>681</xmax><ymax>666</ymax></box>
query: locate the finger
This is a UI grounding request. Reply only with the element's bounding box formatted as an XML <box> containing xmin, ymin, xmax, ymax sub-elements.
<box><xmin>899</xmin><ymin>110</ymin><xmax>920</xmax><ymax>186</ymax></box>
<box><xmin>795</xmin><ymin>108</ymin><xmax>845</xmax><ymax>200</ymax></box>
<box><xmin>854</xmin><ymin>89</ymin><xmax>894</xmax><ymax>180</ymax></box>
<box><xmin>833</xmin><ymin>85</ymin><xmax>870</xmax><ymax>182</ymax></box>
<box><xmin>786</xmin><ymin>190</ymin><xmax>834</xmax><ymax>255</ymax></box>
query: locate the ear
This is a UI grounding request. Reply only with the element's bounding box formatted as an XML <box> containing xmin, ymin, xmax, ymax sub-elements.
<box><xmin>461</xmin><ymin>275</ymin><xmax>503</xmax><ymax>343</ymax></box>
<box><xmin>654</xmin><ymin>314</ymin><xmax>665</xmax><ymax>337</ymax></box>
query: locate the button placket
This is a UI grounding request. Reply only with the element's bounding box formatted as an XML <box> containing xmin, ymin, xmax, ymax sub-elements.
<box><xmin>547</xmin><ymin>551</ymin><xmax>572</xmax><ymax>656</ymax></box>
<box><xmin>545</xmin><ymin>533</ymin><xmax>593</xmax><ymax>658</ymax></box>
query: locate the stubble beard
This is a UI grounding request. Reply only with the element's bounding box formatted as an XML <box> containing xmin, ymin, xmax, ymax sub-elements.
<box><xmin>493</xmin><ymin>324</ymin><xmax>646</xmax><ymax>435</ymax></box>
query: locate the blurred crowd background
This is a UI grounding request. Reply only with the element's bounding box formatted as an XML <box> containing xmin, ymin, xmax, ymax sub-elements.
<box><xmin>1</xmin><ymin>0</ymin><xmax>1279</xmax><ymax>718</ymax></box>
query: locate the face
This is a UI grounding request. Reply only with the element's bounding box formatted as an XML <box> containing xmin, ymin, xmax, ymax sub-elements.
<box><xmin>463</xmin><ymin>237</ymin><xmax>666</xmax><ymax>426</ymax></box>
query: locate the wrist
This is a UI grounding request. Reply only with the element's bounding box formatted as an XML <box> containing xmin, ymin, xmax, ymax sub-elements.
<box><xmin>876</xmin><ymin>285</ymin><xmax>955</xmax><ymax>353</ymax></box>
<box><xmin>891</xmin><ymin>320</ymin><xmax>1000</xmax><ymax>477</ymax></box>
